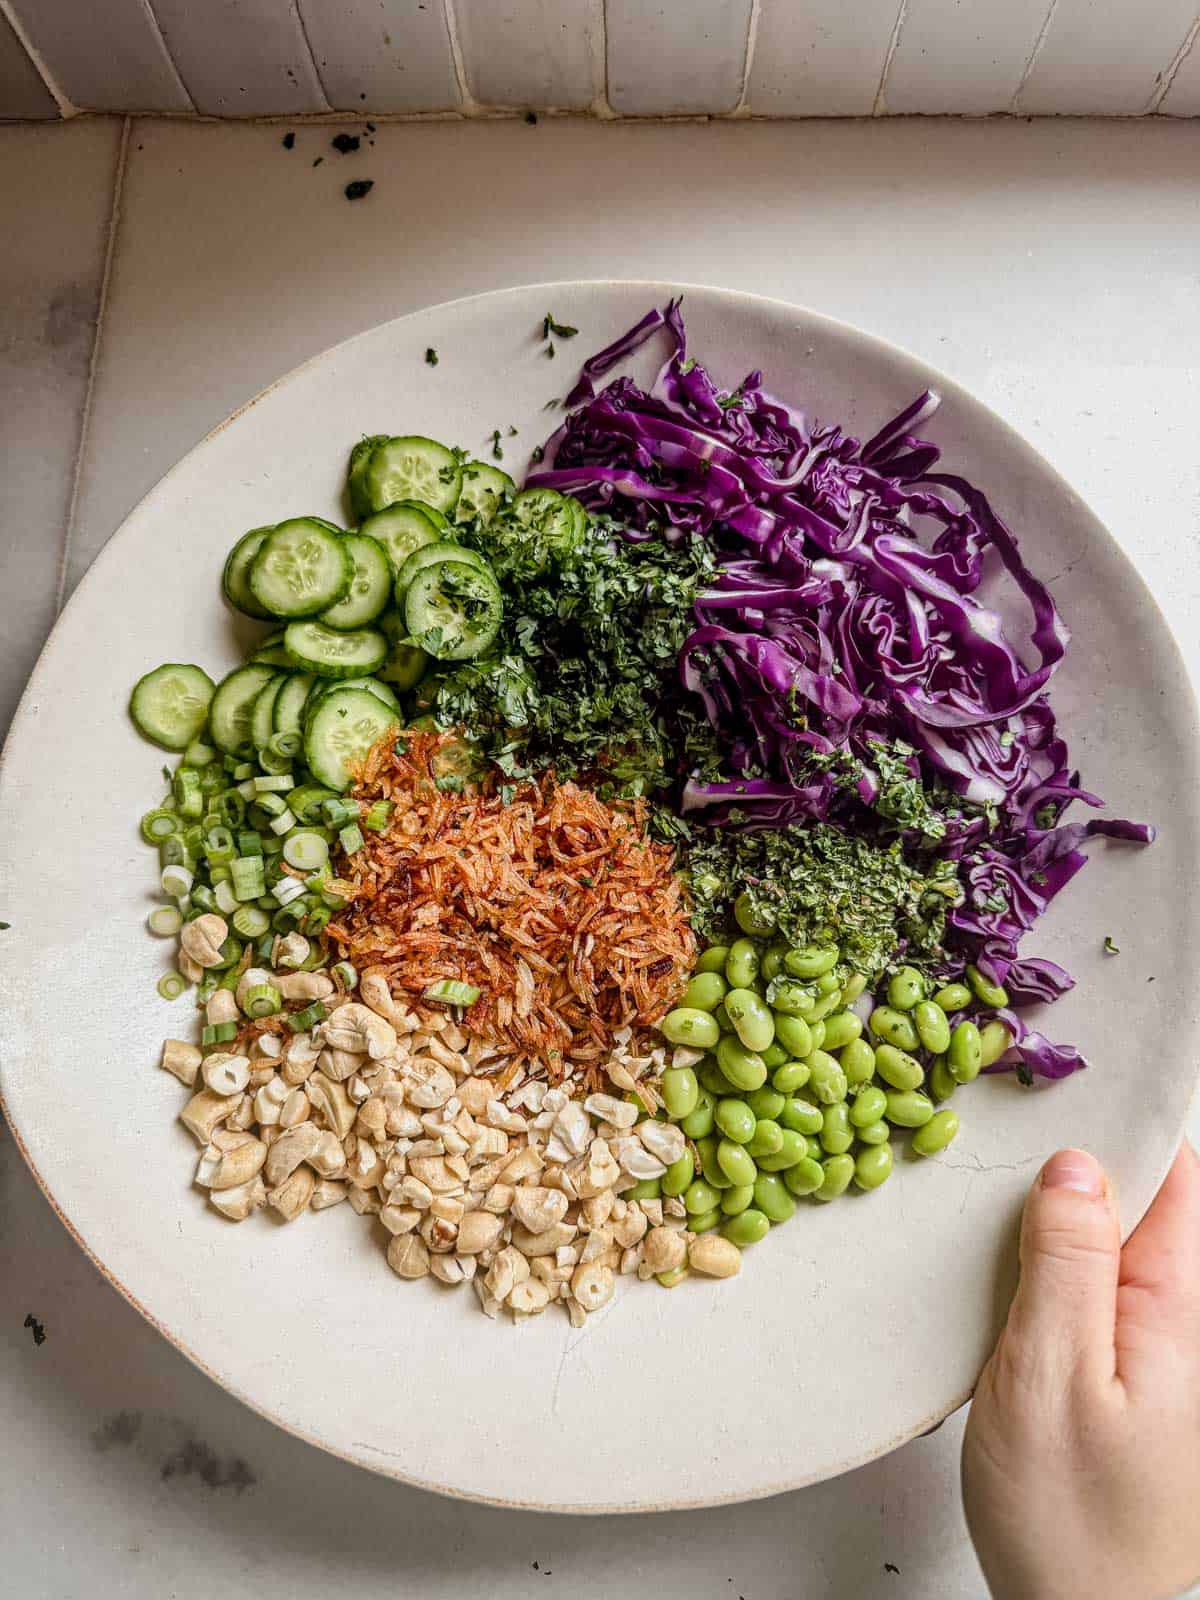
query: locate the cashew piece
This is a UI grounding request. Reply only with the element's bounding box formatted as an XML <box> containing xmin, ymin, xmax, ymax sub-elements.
<box><xmin>267</xmin><ymin>1164</ymin><xmax>315</xmax><ymax>1222</ymax></box>
<box><xmin>320</xmin><ymin>1002</ymin><xmax>397</xmax><ymax>1061</ymax></box>
<box><xmin>274</xmin><ymin>970</ymin><xmax>333</xmax><ymax>1002</ymax></box>
<box><xmin>642</xmin><ymin>1227</ymin><xmax>687</xmax><ymax>1274</ymax></box>
<box><xmin>160</xmin><ymin>1039</ymin><xmax>202</xmax><ymax>1087</ymax></box>
<box><xmin>455</xmin><ymin>1211</ymin><xmax>503</xmax><ymax>1255</ymax></box>
<box><xmin>202</xmin><ymin>1053</ymin><xmax>250</xmax><ymax>1097</ymax></box>
<box><xmin>209</xmin><ymin>1176</ymin><xmax>266</xmax><ymax>1221</ymax></box>
<box><xmin>264</xmin><ymin>1122</ymin><xmax>322</xmax><ymax>1187</ymax></box>
<box><xmin>179</xmin><ymin>1088</ymin><xmax>233</xmax><ymax>1144</ymax></box>
<box><xmin>387</xmin><ymin>1233</ymin><xmax>431</xmax><ymax>1279</ymax></box>
<box><xmin>179</xmin><ymin>913</ymin><xmax>228</xmax><ymax>969</ymax></box>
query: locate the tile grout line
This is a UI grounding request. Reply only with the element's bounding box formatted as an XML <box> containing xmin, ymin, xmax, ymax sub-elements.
<box><xmin>54</xmin><ymin>115</ymin><xmax>130</xmax><ymax>615</ymax></box>
<box><xmin>1010</xmin><ymin>0</ymin><xmax>1061</xmax><ymax>113</ymax></box>
<box><xmin>441</xmin><ymin>0</ymin><xmax>479</xmax><ymax>115</ymax></box>
<box><xmin>1146</xmin><ymin>8</ymin><xmax>1200</xmax><ymax>112</ymax></box>
<box><xmin>730</xmin><ymin>0</ymin><xmax>762</xmax><ymax>118</ymax></box>
<box><xmin>872</xmin><ymin>0</ymin><xmax>910</xmax><ymax>117</ymax></box>
<box><xmin>135</xmin><ymin>0</ymin><xmax>195</xmax><ymax>112</ymax></box>
<box><xmin>290</xmin><ymin>0</ymin><xmax>334</xmax><ymax>113</ymax></box>
<box><xmin>589</xmin><ymin>0</ymin><xmax>615</xmax><ymax>119</ymax></box>
<box><xmin>0</xmin><ymin>0</ymin><xmax>76</xmax><ymax>116</ymax></box>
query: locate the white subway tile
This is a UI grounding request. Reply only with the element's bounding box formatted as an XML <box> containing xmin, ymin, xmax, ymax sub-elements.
<box><xmin>298</xmin><ymin>0</ymin><xmax>460</xmax><ymax>113</ymax></box>
<box><xmin>884</xmin><ymin>0</ymin><xmax>1048</xmax><ymax>115</ymax></box>
<box><xmin>456</xmin><ymin>0</ymin><xmax>597</xmax><ymax>110</ymax></box>
<box><xmin>8</xmin><ymin>0</ymin><xmax>191</xmax><ymax>112</ymax></box>
<box><xmin>1016</xmin><ymin>0</ymin><xmax>1198</xmax><ymax>115</ymax></box>
<box><xmin>1157</xmin><ymin>22</ymin><xmax>1200</xmax><ymax>115</ymax></box>
<box><xmin>0</xmin><ymin>10</ymin><xmax>57</xmax><ymax>118</ymax></box>
<box><xmin>150</xmin><ymin>0</ymin><xmax>328</xmax><ymax>115</ymax></box>
<box><xmin>606</xmin><ymin>0</ymin><xmax>751</xmax><ymax>115</ymax></box>
<box><xmin>747</xmin><ymin>0</ymin><xmax>898</xmax><ymax>116</ymax></box>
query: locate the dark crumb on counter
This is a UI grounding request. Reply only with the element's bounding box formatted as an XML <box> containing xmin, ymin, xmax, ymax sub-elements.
<box><xmin>425</xmin><ymin>347</ymin><xmax>439</xmax><ymax>366</ymax></box>
<box><xmin>23</xmin><ymin>1313</ymin><xmax>46</xmax><ymax>1346</ymax></box>
<box><xmin>332</xmin><ymin>132</ymin><xmax>361</xmax><ymax>154</ymax></box>
<box><xmin>525</xmin><ymin>111</ymin><xmax>538</xmax><ymax>125</ymax></box>
<box><xmin>1148</xmin><ymin>975</ymin><xmax>1156</xmax><ymax>982</ymax></box>
<box><xmin>312</xmin><ymin>156</ymin><xmax>323</xmax><ymax>167</ymax></box>
<box><xmin>345</xmin><ymin>179</ymin><xmax>374</xmax><ymax>201</ymax></box>
<box><xmin>532</xmin><ymin>1561</ymin><xmax>539</xmax><ymax>1571</ymax></box>
<box><xmin>366</xmin><ymin>120</ymin><xmax>376</xmax><ymax>132</ymax></box>
<box><xmin>282</xmin><ymin>131</ymin><xmax>295</xmax><ymax>149</ymax></box>
<box><xmin>885</xmin><ymin>1563</ymin><xmax>900</xmax><ymax>1574</ymax></box>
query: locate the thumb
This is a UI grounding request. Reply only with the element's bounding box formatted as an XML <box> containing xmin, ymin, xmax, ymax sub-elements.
<box><xmin>1005</xmin><ymin>1148</ymin><xmax>1121</xmax><ymax>1392</ymax></box>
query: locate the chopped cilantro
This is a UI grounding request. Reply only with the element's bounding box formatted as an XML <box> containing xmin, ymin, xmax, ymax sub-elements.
<box><xmin>546</xmin><ymin>342</ymin><xmax>556</xmax><ymax>359</ymax></box>
<box><xmin>1103</xmin><ymin>935</ymin><xmax>1120</xmax><ymax>955</ymax></box>
<box><xmin>490</xmin><ymin>429</ymin><xmax>503</xmax><ymax>460</ymax></box>
<box><xmin>344</xmin><ymin>179</ymin><xmax>374</xmax><ymax>201</ymax></box>
<box><xmin>530</xmin><ymin>444</ymin><xmax>545</xmax><ymax>463</ymax></box>
<box><xmin>543</xmin><ymin>313</ymin><xmax>579</xmax><ymax>340</ymax></box>
<box><xmin>425</xmin><ymin>347</ymin><xmax>438</xmax><ymax>366</ymax></box>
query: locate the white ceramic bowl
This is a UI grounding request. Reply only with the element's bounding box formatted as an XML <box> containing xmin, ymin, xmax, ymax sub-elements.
<box><xmin>2</xmin><ymin>282</ymin><xmax>1196</xmax><ymax>1511</ymax></box>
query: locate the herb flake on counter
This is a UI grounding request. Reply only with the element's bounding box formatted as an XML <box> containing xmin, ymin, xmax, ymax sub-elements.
<box><xmin>425</xmin><ymin>347</ymin><xmax>439</xmax><ymax>366</ymax></box>
<box><xmin>490</xmin><ymin>429</ymin><xmax>504</xmax><ymax>460</ymax></box>
<box><xmin>332</xmin><ymin>133</ymin><xmax>361</xmax><ymax>154</ymax></box>
<box><xmin>344</xmin><ymin>179</ymin><xmax>374</xmax><ymax>201</ymax></box>
<box><xmin>281</xmin><ymin>131</ymin><xmax>295</xmax><ymax>149</ymax></box>
<box><xmin>24</xmin><ymin>1313</ymin><xmax>46</xmax><ymax>1347</ymax></box>
<box><xmin>1103</xmin><ymin>934</ymin><xmax>1120</xmax><ymax>955</ymax></box>
<box><xmin>543</xmin><ymin>313</ymin><xmax>578</xmax><ymax>339</ymax></box>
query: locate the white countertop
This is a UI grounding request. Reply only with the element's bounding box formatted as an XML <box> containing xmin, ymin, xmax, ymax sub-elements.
<box><xmin>2</xmin><ymin>114</ymin><xmax>1199</xmax><ymax>1598</ymax></box>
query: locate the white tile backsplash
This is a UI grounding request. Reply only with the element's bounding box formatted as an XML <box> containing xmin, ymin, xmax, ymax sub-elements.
<box><xmin>605</xmin><ymin>0</ymin><xmax>751</xmax><ymax>115</ymax></box>
<box><xmin>7</xmin><ymin>0</ymin><xmax>192</xmax><ymax>113</ymax></box>
<box><xmin>455</xmin><ymin>0</ymin><xmax>599</xmax><ymax>111</ymax></box>
<box><xmin>0</xmin><ymin>9</ymin><xmax>57</xmax><ymax>118</ymax></box>
<box><xmin>747</xmin><ymin>0</ymin><xmax>899</xmax><ymax>116</ymax></box>
<box><xmin>150</xmin><ymin>0</ymin><xmax>329</xmax><ymax>115</ymax></box>
<box><xmin>884</xmin><ymin>0</ymin><xmax>1049</xmax><ymax>115</ymax></box>
<box><xmin>1016</xmin><ymin>0</ymin><xmax>1199</xmax><ymax>115</ymax></box>
<box><xmin>298</xmin><ymin>0</ymin><xmax>460</xmax><ymax>113</ymax></box>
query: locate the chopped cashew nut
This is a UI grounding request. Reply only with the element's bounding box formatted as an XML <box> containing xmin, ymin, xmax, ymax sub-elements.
<box><xmin>160</xmin><ymin>1040</ymin><xmax>202</xmax><ymax>1087</ymax></box>
<box><xmin>204</xmin><ymin>989</ymin><xmax>239</xmax><ymax>1027</ymax></box>
<box><xmin>688</xmin><ymin>1235</ymin><xmax>741</xmax><ymax>1278</ymax></box>
<box><xmin>642</xmin><ymin>1227</ymin><xmax>687</xmax><ymax>1274</ymax></box>
<box><xmin>264</xmin><ymin>1123</ymin><xmax>322</xmax><ymax>1187</ymax></box>
<box><xmin>179</xmin><ymin>1089</ymin><xmax>234</xmax><ymax>1144</ymax></box>
<box><xmin>209</xmin><ymin>1176</ymin><xmax>266</xmax><ymax>1221</ymax></box>
<box><xmin>387</xmin><ymin>1233</ymin><xmax>431</xmax><ymax>1279</ymax></box>
<box><xmin>179</xmin><ymin>913</ymin><xmax>228</xmax><ymax>968</ymax></box>
<box><xmin>275</xmin><ymin>970</ymin><xmax>333</xmax><ymax>1002</ymax></box>
<box><xmin>202</xmin><ymin>1053</ymin><xmax>250</xmax><ymax>1097</ymax></box>
<box><xmin>571</xmin><ymin>1263</ymin><xmax>615</xmax><ymax>1313</ymax></box>
<box><xmin>511</xmin><ymin>1186</ymin><xmax>568</xmax><ymax>1235</ymax></box>
<box><xmin>455</xmin><ymin>1211</ymin><xmax>503</xmax><ymax>1254</ymax></box>
<box><xmin>267</xmin><ymin>1164</ymin><xmax>315</xmax><ymax>1222</ymax></box>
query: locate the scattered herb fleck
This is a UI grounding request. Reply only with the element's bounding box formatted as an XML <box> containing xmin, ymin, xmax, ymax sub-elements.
<box><xmin>23</xmin><ymin>1313</ymin><xmax>46</xmax><ymax>1347</ymax></box>
<box><xmin>525</xmin><ymin>111</ymin><xmax>538</xmax><ymax>125</ymax></box>
<box><xmin>332</xmin><ymin>133</ymin><xmax>361</xmax><ymax>154</ymax></box>
<box><xmin>312</xmin><ymin>156</ymin><xmax>323</xmax><ymax>167</ymax></box>
<box><xmin>490</xmin><ymin>429</ymin><xmax>504</xmax><ymax>460</ymax></box>
<box><xmin>344</xmin><ymin>179</ymin><xmax>374</xmax><ymax>201</ymax></box>
<box><xmin>546</xmin><ymin>341</ymin><xmax>556</xmax><ymax>359</ymax></box>
<box><xmin>425</xmin><ymin>347</ymin><xmax>439</xmax><ymax>366</ymax></box>
<box><xmin>0</xmin><ymin>921</ymin><xmax>10</xmax><ymax>930</ymax></box>
<box><xmin>366</xmin><ymin>120</ymin><xmax>376</xmax><ymax>132</ymax></box>
<box><xmin>530</xmin><ymin>445</ymin><xmax>545</xmax><ymax>464</ymax></box>
<box><xmin>543</xmin><ymin>313</ymin><xmax>579</xmax><ymax>339</ymax></box>
<box><xmin>1103</xmin><ymin>935</ymin><xmax>1120</xmax><ymax>955</ymax></box>
<box><xmin>885</xmin><ymin>1564</ymin><xmax>900</xmax><ymax>1575</ymax></box>
<box><xmin>281</xmin><ymin>131</ymin><xmax>295</xmax><ymax>150</ymax></box>
<box><xmin>507</xmin><ymin>425</ymin><xmax>518</xmax><ymax>436</ymax></box>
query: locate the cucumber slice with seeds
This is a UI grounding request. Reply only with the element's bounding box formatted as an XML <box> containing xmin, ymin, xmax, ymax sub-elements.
<box><xmin>250</xmin><ymin>673</ymin><xmax>286</xmax><ymax>749</ymax></box>
<box><xmin>309</xmin><ymin>675</ymin><xmax>403</xmax><ymax>717</ymax></box>
<box><xmin>273</xmin><ymin>672</ymin><xmax>315</xmax><ymax>736</ymax></box>
<box><xmin>222</xmin><ymin>527</ymin><xmax>276</xmax><ymax>620</ymax></box>
<box><xmin>375</xmin><ymin>608</ymin><xmax>430</xmax><ymax>689</ymax></box>
<box><xmin>394</xmin><ymin>539</ymin><xmax>484</xmax><ymax>603</ymax></box>
<box><xmin>129</xmin><ymin>663</ymin><xmax>215</xmax><ymax>750</ymax></box>
<box><xmin>250</xmin><ymin>642</ymin><xmax>294</xmax><ymax>667</ymax></box>
<box><xmin>248</xmin><ymin>518</ymin><xmax>351</xmax><ymax>618</ymax></box>
<box><xmin>284</xmin><ymin>620</ymin><xmax>388</xmax><ymax>679</ymax></box>
<box><xmin>359</xmin><ymin>501</ymin><xmax>443</xmax><ymax>577</ymax></box>
<box><xmin>304</xmin><ymin>687</ymin><xmax>401</xmax><ymax>792</ymax></box>
<box><xmin>361</xmin><ymin>436</ymin><xmax>462</xmax><ymax>516</ymax></box>
<box><xmin>319</xmin><ymin>532</ymin><xmax>393</xmax><ymax>629</ymax></box>
<box><xmin>404</xmin><ymin>557</ymin><xmax>502</xmax><ymax>662</ymax></box>
<box><xmin>208</xmin><ymin>664</ymin><xmax>278</xmax><ymax>753</ymax></box>
<box><xmin>348</xmin><ymin>434</ymin><xmax>390</xmax><ymax>523</ymax></box>
<box><xmin>454</xmin><ymin>461</ymin><xmax>515</xmax><ymax>525</ymax></box>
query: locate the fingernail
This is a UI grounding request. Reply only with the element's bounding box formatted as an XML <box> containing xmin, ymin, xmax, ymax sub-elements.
<box><xmin>1041</xmin><ymin>1149</ymin><xmax>1105</xmax><ymax>1197</ymax></box>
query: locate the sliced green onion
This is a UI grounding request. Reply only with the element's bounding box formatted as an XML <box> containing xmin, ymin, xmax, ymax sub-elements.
<box><xmin>423</xmin><ymin>979</ymin><xmax>481</xmax><ymax>1007</ymax></box>
<box><xmin>256</xmin><ymin>932</ymin><xmax>277</xmax><ymax>963</ymax></box>
<box><xmin>273</xmin><ymin>905</ymin><xmax>303</xmax><ymax>934</ymax></box>
<box><xmin>173</xmin><ymin>767</ymin><xmax>203</xmax><ymax>818</ymax></box>
<box><xmin>331</xmin><ymin>961</ymin><xmax>358</xmax><ymax>991</ymax></box>
<box><xmin>161</xmin><ymin>863</ymin><xmax>193</xmax><ymax>899</ymax></box>
<box><xmin>338</xmin><ymin>824</ymin><xmax>364</xmax><ymax>855</ymax></box>
<box><xmin>141</xmin><ymin>807</ymin><xmax>179</xmax><ymax>845</ymax></box>
<box><xmin>202</xmin><ymin>1020</ymin><xmax>239</xmax><ymax>1045</ymax></box>
<box><xmin>261</xmin><ymin>834</ymin><xmax>284</xmax><ymax>857</ymax></box>
<box><xmin>255</xmin><ymin>791</ymin><xmax>287</xmax><ymax>816</ymax></box>
<box><xmin>158</xmin><ymin>971</ymin><xmax>187</xmax><ymax>1000</ymax></box>
<box><xmin>230</xmin><ymin>856</ymin><xmax>266</xmax><ymax>901</ymax></box>
<box><xmin>243</xmin><ymin>982</ymin><xmax>282</xmax><ymax>1018</ymax></box>
<box><xmin>283</xmin><ymin>830</ymin><xmax>329</xmax><ymax>871</ymax></box>
<box><xmin>258</xmin><ymin>892</ymin><xmax>280</xmax><ymax>910</ymax></box>
<box><xmin>204</xmin><ymin>824</ymin><xmax>236</xmax><ymax>864</ymax></box>
<box><xmin>269</xmin><ymin>808</ymin><xmax>297</xmax><ymax>837</ymax></box>
<box><xmin>274</xmin><ymin>875</ymin><xmax>306</xmax><ymax>907</ymax></box>
<box><xmin>254</xmin><ymin>774</ymin><xmax>295</xmax><ymax>794</ymax></box>
<box><xmin>182</xmin><ymin>824</ymin><xmax>205</xmax><ymax>856</ymax></box>
<box><xmin>363</xmin><ymin>800</ymin><xmax>392</xmax><ymax>832</ymax></box>
<box><xmin>231</xmin><ymin>904</ymin><xmax>271</xmax><ymax>939</ymax></box>
<box><xmin>288</xmin><ymin>1001</ymin><xmax>327</xmax><ymax>1032</ymax></box>
<box><xmin>209</xmin><ymin>863</ymin><xmax>231</xmax><ymax>885</ymax></box>
<box><xmin>237</xmin><ymin>779</ymin><xmax>258</xmax><ymax>801</ymax></box>
<box><xmin>302</xmin><ymin>904</ymin><xmax>331</xmax><ymax>937</ymax></box>
<box><xmin>268</xmin><ymin>731</ymin><xmax>302</xmax><ymax>759</ymax></box>
<box><xmin>147</xmin><ymin>905</ymin><xmax>183</xmax><ymax>937</ymax></box>
<box><xmin>289</xmin><ymin>785</ymin><xmax>337</xmax><ymax>823</ymax></box>
<box><xmin>210</xmin><ymin>934</ymin><xmax>243</xmax><ymax>971</ymax></box>
<box><xmin>158</xmin><ymin>834</ymin><xmax>192</xmax><ymax>870</ymax></box>
<box><xmin>189</xmin><ymin>883</ymin><xmax>217</xmax><ymax>914</ymax></box>
<box><xmin>232</xmin><ymin>761</ymin><xmax>256</xmax><ymax>781</ymax></box>
<box><xmin>322</xmin><ymin>797</ymin><xmax>359</xmax><ymax>828</ymax></box>
<box><xmin>184</xmin><ymin>740</ymin><xmax>217</xmax><ymax>767</ymax></box>
<box><xmin>198</xmin><ymin>764</ymin><xmax>225</xmax><ymax>797</ymax></box>
<box><xmin>257</xmin><ymin>746</ymin><xmax>293</xmax><ymax>776</ymax></box>
<box><xmin>218</xmin><ymin>964</ymin><xmax>242</xmax><ymax>993</ymax></box>
<box><xmin>216</xmin><ymin>791</ymin><xmax>247</xmax><ymax>829</ymax></box>
<box><xmin>214</xmin><ymin>879</ymin><xmax>241</xmax><ymax>916</ymax></box>
<box><xmin>298</xmin><ymin>939</ymin><xmax>328</xmax><ymax>969</ymax></box>
<box><xmin>195</xmin><ymin>975</ymin><xmax>218</xmax><ymax>1006</ymax></box>
<box><xmin>237</xmin><ymin>829</ymin><xmax>263</xmax><ymax>857</ymax></box>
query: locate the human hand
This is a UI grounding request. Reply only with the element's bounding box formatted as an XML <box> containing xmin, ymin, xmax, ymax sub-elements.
<box><xmin>962</xmin><ymin>1143</ymin><xmax>1200</xmax><ymax>1600</ymax></box>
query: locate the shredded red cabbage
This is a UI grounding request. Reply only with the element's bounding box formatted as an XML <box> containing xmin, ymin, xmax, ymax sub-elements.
<box><xmin>531</xmin><ymin>302</ymin><xmax>1154</xmax><ymax>1079</ymax></box>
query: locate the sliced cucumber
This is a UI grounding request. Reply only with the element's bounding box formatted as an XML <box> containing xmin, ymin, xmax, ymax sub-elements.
<box><xmin>361</xmin><ymin>436</ymin><xmax>462</xmax><ymax>517</ymax></box>
<box><xmin>250</xmin><ymin>673</ymin><xmax>286</xmax><ymax>749</ymax></box>
<box><xmin>319</xmin><ymin>532</ymin><xmax>393</xmax><ymax>630</ymax></box>
<box><xmin>304</xmin><ymin>687</ymin><xmax>401</xmax><ymax>792</ymax></box>
<box><xmin>129</xmin><ymin>663</ymin><xmax>215</xmax><ymax>750</ymax></box>
<box><xmin>454</xmin><ymin>461</ymin><xmax>515</xmax><ymax>526</ymax></box>
<box><xmin>273</xmin><ymin>672</ymin><xmax>315</xmax><ymax>736</ymax></box>
<box><xmin>250</xmin><ymin>641</ymin><xmax>294</xmax><ymax>667</ymax></box>
<box><xmin>248</xmin><ymin>518</ymin><xmax>352</xmax><ymax>619</ymax></box>
<box><xmin>359</xmin><ymin>502</ymin><xmax>443</xmax><ymax>577</ymax></box>
<box><xmin>375</xmin><ymin>607</ymin><xmax>430</xmax><ymax>689</ymax></box>
<box><xmin>509</xmin><ymin>487</ymin><xmax>585</xmax><ymax>552</ymax></box>
<box><xmin>284</xmin><ymin>620</ymin><xmax>388</xmax><ymax>679</ymax></box>
<box><xmin>208</xmin><ymin>664</ymin><xmax>278</xmax><ymax>754</ymax></box>
<box><xmin>222</xmin><ymin>527</ymin><xmax>276</xmax><ymax>620</ymax></box>
<box><xmin>394</xmin><ymin>538</ymin><xmax>484</xmax><ymax>602</ymax></box>
<box><xmin>404</xmin><ymin>557</ymin><xmax>503</xmax><ymax>662</ymax></box>
<box><xmin>348</xmin><ymin>434</ymin><xmax>390</xmax><ymax>523</ymax></box>
<box><xmin>310</xmin><ymin>675</ymin><xmax>403</xmax><ymax>717</ymax></box>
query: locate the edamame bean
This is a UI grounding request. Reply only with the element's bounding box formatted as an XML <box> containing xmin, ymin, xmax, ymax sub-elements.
<box><xmin>761</xmin><ymin>942</ymin><xmax>789</xmax><ymax>981</ymax></box>
<box><xmin>933</xmin><ymin>982</ymin><xmax>972</xmax><ymax>1013</ymax></box>
<box><xmin>715</xmin><ymin>1097</ymin><xmax>756</xmax><ymax>1144</ymax></box>
<box><xmin>769</xmin><ymin>981</ymin><xmax>815</xmax><ymax>1019</ymax></box>
<box><xmin>624</xmin><ymin>1178</ymin><xmax>662</xmax><ymax>1201</ymax></box>
<box><xmin>746</xmin><ymin>1085</ymin><xmax>785</xmax><ymax>1120</ymax></box>
<box><xmin>700</xmin><ymin>1060</ymin><xmax>739</xmax><ymax>1096</ymax></box>
<box><xmin>966</xmin><ymin>963</ymin><xmax>1009</xmax><ymax>1008</ymax></box>
<box><xmin>807</xmin><ymin>1019</ymin><xmax>826</xmax><ymax>1051</ymax></box>
<box><xmin>682</xmin><ymin>971</ymin><xmax>727</xmax><ymax>1012</ymax></box>
<box><xmin>721</xmin><ymin>1183</ymin><xmax>755</xmax><ymax>1216</ymax></box>
<box><xmin>725</xmin><ymin>938</ymin><xmax>761</xmax><ymax>989</ymax></box>
<box><xmin>721</xmin><ymin>1209</ymin><xmax>770</xmax><ymax>1246</ymax></box>
<box><xmin>725</xmin><ymin>987</ymin><xmax>776</xmax><ymax>1053</ymax></box>
<box><xmin>874</xmin><ymin>1043</ymin><xmax>925</xmax><ymax>1092</ymax></box>
<box><xmin>697</xmin><ymin>1137</ymin><xmax>733</xmax><ymax>1189</ymax></box>
<box><xmin>717</xmin><ymin>1138</ymin><xmax>757</xmax><ymax>1187</ymax></box>
<box><xmin>661</xmin><ymin>1065</ymin><xmax>700</xmax><ymax>1120</ymax></box>
<box><xmin>820</xmin><ymin>1011</ymin><xmax>863</xmax><ymax>1050</ymax></box>
<box><xmin>656</xmin><ymin>1265</ymin><xmax>689</xmax><ymax>1288</ymax></box>
<box><xmin>689</xmin><ymin>1207</ymin><xmax>723</xmax><ymax>1233</ymax></box>
<box><xmin>978</xmin><ymin>1020</ymin><xmax>1013</xmax><ymax>1068</ymax></box>
<box><xmin>661</xmin><ymin>1149</ymin><xmax>695</xmax><ymax>1197</ymax></box>
<box><xmin>816</xmin><ymin>971</ymin><xmax>841</xmax><ymax>996</ymax></box>
<box><xmin>807</xmin><ymin>990</ymin><xmax>843</xmax><ymax>1023</ymax></box>
<box><xmin>912</xmin><ymin>1108</ymin><xmax>960</xmax><ymax>1156</ymax></box>
<box><xmin>780</xmin><ymin>1098</ymin><xmax>823</xmax><ymax>1136</ymax></box>
<box><xmin>884</xmin><ymin>1090</ymin><xmax>934</xmax><ymax>1128</ymax></box>
<box><xmin>869</xmin><ymin>1005</ymin><xmax>920</xmax><ymax>1051</ymax></box>
<box><xmin>772</xmin><ymin>1059</ymin><xmax>811</xmax><ymax>1094</ymax></box>
<box><xmin>948</xmin><ymin>1019</ymin><xmax>983</xmax><ymax>1083</ymax></box>
<box><xmin>761</xmin><ymin>1041</ymin><xmax>789</xmax><ymax>1069</ymax></box>
<box><xmin>685</xmin><ymin>1178</ymin><xmax>722</xmax><ymax>1214</ymax></box>
<box><xmin>928</xmin><ymin>1057</ymin><xmax>957</xmax><ymax>1102</ymax></box>
<box><xmin>914</xmin><ymin>999</ymin><xmax>951</xmax><ymax>1054</ymax></box>
<box><xmin>696</xmin><ymin>945</ymin><xmax>730</xmax><ymax>974</ymax></box>
<box><xmin>716</xmin><ymin>1035</ymin><xmax>767</xmax><ymax>1091</ymax></box>
<box><xmin>849</xmin><ymin>1083</ymin><xmax>888</xmax><ymax>1128</ymax></box>
<box><xmin>784</xmin><ymin>1156</ymin><xmax>825</xmax><ymax>1196</ymax></box>
<box><xmin>756</xmin><ymin>1129</ymin><xmax>807</xmax><ymax>1171</ymax></box>
<box><xmin>734</xmin><ymin>891</ymin><xmax>776</xmax><ymax>937</ymax></box>
<box><xmin>747</xmin><ymin>1118</ymin><xmax>784</xmax><ymax>1159</ymax></box>
<box><xmin>661</xmin><ymin>1007</ymin><xmax>721</xmax><ymax>1049</ymax></box>
<box><xmin>773</xmin><ymin>1013</ymin><xmax>814</xmax><ymax>1058</ymax></box>
<box><xmin>753</xmin><ymin>1171</ymin><xmax>796</xmax><ymax>1223</ymax></box>
<box><xmin>814</xmin><ymin>1154</ymin><xmax>855</xmax><ymax>1200</ymax></box>
<box><xmin>887</xmin><ymin>965</ymin><xmax>925</xmax><ymax>1010</ymax></box>
<box><xmin>784</xmin><ymin>944</ymin><xmax>839</xmax><ymax>979</ymax></box>
<box><xmin>807</xmin><ymin>1050</ymin><xmax>848</xmax><ymax>1105</ymax></box>
<box><xmin>841</xmin><ymin>972</ymin><xmax>867</xmax><ymax>1004</ymax></box>
<box><xmin>854</xmin><ymin>1143</ymin><xmax>894</xmax><ymax>1190</ymax></box>
<box><xmin>840</xmin><ymin>1037</ymin><xmax>876</xmax><ymax>1088</ymax></box>
<box><xmin>712</xmin><ymin>1002</ymin><xmax>732</xmax><ymax>1033</ymax></box>
<box><xmin>856</xmin><ymin>1118</ymin><xmax>891</xmax><ymax>1146</ymax></box>
<box><xmin>680</xmin><ymin>1087</ymin><xmax>716</xmax><ymax>1138</ymax></box>
<box><xmin>820</xmin><ymin>1102</ymin><xmax>854</xmax><ymax>1155</ymax></box>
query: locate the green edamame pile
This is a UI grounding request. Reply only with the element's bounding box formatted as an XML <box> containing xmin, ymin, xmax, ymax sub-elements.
<box><xmin>658</xmin><ymin>933</ymin><xmax>1012</xmax><ymax>1247</ymax></box>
